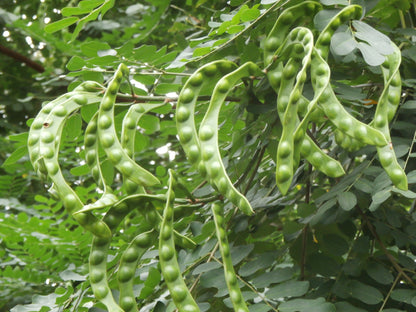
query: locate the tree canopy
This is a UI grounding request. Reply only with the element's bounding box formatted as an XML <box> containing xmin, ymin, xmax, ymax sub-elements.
<box><xmin>1</xmin><ymin>1</ymin><xmax>416</xmax><ymax>312</ymax></box>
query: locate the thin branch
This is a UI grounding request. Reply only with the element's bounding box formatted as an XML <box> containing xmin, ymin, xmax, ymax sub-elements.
<box><xmin>0</xmin><ymin>44</ymin><xmax>45</xmax><ymax>73</ymax></box>
<box><xmin>378</xmin><ymin>272</ymin><xmax>402</xmax><ymax>312</ymax></box>
<box><xmin>115</xmin><ymin>93</ymin><xmax>241</xmax><ymax>104</ymax></box>
<box><xmin>189</xmin><ymin>0</ymin><xmax>289</xmax><ymax>64</ymax></box>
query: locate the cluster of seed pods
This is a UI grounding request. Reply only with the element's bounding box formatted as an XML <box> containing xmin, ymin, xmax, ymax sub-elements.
<box><xmin>261</xmin><ymin>2</ymin><xmax>407</xmax><ymax>194</ymax></box>
<box><xmin>25</xmin><ymin>2</ymin><xmax>410</xmax><ymax>311</ymax></box>
<box><xmin>27</xmin><ymin>82</ymin><xmax>112</xmax><ymax>238</ymax></box>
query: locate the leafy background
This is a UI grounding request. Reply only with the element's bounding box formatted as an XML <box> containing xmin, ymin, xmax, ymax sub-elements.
<box><xmin>1</xmin><ymin>0</ymin><xmax>416</xmax><ymax>311</ymax></box>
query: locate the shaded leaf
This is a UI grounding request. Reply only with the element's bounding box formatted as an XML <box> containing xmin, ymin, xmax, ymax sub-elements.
<box><xmin>337</xmin><ymin>191</ymin><xmax>357</xmax><ymax>211</ymax></box>
<box><xmin>266</xmin><ymin>280</ymin><xmax>309</xmax><ymax>299</ymax></box>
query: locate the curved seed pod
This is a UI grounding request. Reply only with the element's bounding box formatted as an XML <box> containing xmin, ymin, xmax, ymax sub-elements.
<box><xmin>159</xmin><ymin>170</ymin><xmax>201</xmax><ymax>312</ymax></box>
<box><xmin>83</xmin><ymin>112</ymin><xmax>119</xmax><ymax>212</ymax></box>
<box><xmin>313</xmin><ymin>5</ymin><xmax>388</xmax><ymax>147</ymax></box>
<box><xmin>300</xmin><ymin>137</ymin><xmax>345</xmax><ymax>177</ymax></box>
<box><xmin>89</xmin><ymin>200</ymin><xmax>131</xmax><ymax>312</ymax></box>
<box><xmin>97</xmin><ymin>64</ymin><xmax>160</xmax><ymax>187</ymax></box>
<box><xmin>296</xmin><ymin>49</ymin><xmax>345</xmax><ymax>178</ymax></box>
<box><xmin>372</xmin><ymin>44</ymin><xmax>407</xmax><ymax>190</ymax></box>
<box><xmin>211</xmin><ymin>202</ymin><xmax>249</xmax><ymax>312</ymax></box>
<box><xmin>176</xmin><ymin>60</ymin><xmax>237</xmax><ymax>174</ymax></box>
<box><xmin>274</xmin><ymin>28</ymin><xmax>313</xmax><ymax>195</ymax></box>
<box><xmin>28</xmin><ymin>81</ymin><xmax>103</xmax><ymax>176</ymax></box>
<box><xmin>121</xmin><ymin>103</ymin><xmax>166</xmax><ymax>195</ymax></box>
<box><xmin>34</xmin><ymin>93</ymin><xmax>111</xmax><ymax>238</ymax></box>
<box><xmin>263</xmin><ymin>1</ymin><xmax>322</xmax><ymax>66</ymax></box>
<box><xmin>199</xmin><ymin>62</ymin><xmax>263</xmax><ymax>214</ymax></box>
<box><xmin>117</xmin><ymin>230</ymin><xmax>157</xmax><ymax>312</ymax></box>
<box><xmin>314</xmin><ymin>5</ymin><xmax>362</xmax><ymax>60</ymax></box>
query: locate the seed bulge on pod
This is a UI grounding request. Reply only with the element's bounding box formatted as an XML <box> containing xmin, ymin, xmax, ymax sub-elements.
<box><xmin>180</xmin><ymin>88</ymin><xmax>195</xmax><ymax>104</ymax></box>
<box><xmin>161</xmin><ymin>224</ymin><xmax>173</xmax><ymax>240</ymax></box>
<box><xmin>230</xmin><ymin>289</ymin><xmax>242</xmax><ymax>303</ymax></box>
<box><xmin>176</xmin><ymin>106</ymin><xmax>190</xmax><ymax>123</ymax></box>
<box><xmin>226</xmin><ymin>270</ymin><xmax>237</xmax><ymax>286</ymax></box>
<box><xmin>124</xmin><ymin>116</ymin><xmax>136</xmax><ymax>129</ymax></box>
<box><xmin>123</xmin><ymin>247</ymin><xmax>139</xmax><ymax>263</ymax></box>
<box><xmin>281</xmin><ymin>11</ymin><xmax>293</xmax><ymax>25</ymax></box>
<box><xmin>189</xmin><ymin>72</ymin><xmax>203</xmax><ymax>87</ymax></box>
<box><xmin>163</xmin><ymin>264</ymin><xmax>179</xmax><ymax>282</ymax></box>
<box><xmin>134</xmin><ymin>105</ymin><xmax>145</xmax><ymax>113</ymax></box>
<box><xmin>208</xmin><ymin>161</ymin><xmax>221</xmax><ymax>178</ymax></box>
<box><xmin>160</xmin><ymin>245</ymin><xmax>174</xmax><ymax>261</ymax></box>
<box><xmin>120</xmin><ymin>161</ymin><xmax>135</xmax><ymax>176</ymax></box>
<box><xmin>45</xmin><ymin>162</ymin><xmax>59</xmax><ymax>175</ymax></box>
<box><xmin>101</xmin><ymin>98</ymin><xmax>114</xmax><ymax>111</ymax></box>
<box><xmin>53</xmin><ymin>105</ymin><xmax>67</xmax><ymax>117</ymax></box>
<box><xmin>90</xmin><ymin>250</ymin><xmax>105</xmax><ymax>265</ymax></box>
<box><xmin>63</xmin><ymin>193</ymin><xmax>78</xmax><ymax>211</ymax></box>
<box><xmin>100</xmin><ymin>133</ymin><xmax>115</xmax><ymax>148</ymax></box>
<box><xmin>89</xmin><ymin>269</ymin><xmax>105</xmax><ymax>283</ymax></box>
<box><xmin>171</xmin><ymin>284</ymin><xmax>187</xmax><ymax>302</ymax></box>
<box><xmin>200</xmin><ymin>125</ymin><xmax>215</xmax><ymax>141</ymax></box>
<box><xmin>277</xmin><ymin>164</ymin><xmax>291</xmax><ymax>183</ymax></box>
<box><xmin>182</xmin><ymin>304</ymin><xmax>199</xmax><ymax>312</ymax></box>
<box><xmin>217</xmin><ymin>79</ymin><xmax>230</xmax><ymax>93</ymax></box>
<box><xmin>99</xmin><ymin>115</ymin><xmax>112</xmax><ymax>129</ymax></box>
<box><xmin>94</xmin><ymin>285</ymin><xmax>109</xmax><ymax>300</ymax></box>
<box><xmin>135</xmin><ymin>233</ymin><xmax>152</xmax><ymax>248</ymax></box>
<box><xmin>179</xmin><ymin>126</ymin><xmax>193</xmax><ymax>144</ymax></box>
<box><xmin>119</xmin><ymin>266</ymin><xmax>135</xmax><ymax>283</ymax></box>
<box><xmin>203</xmin><ymin>64</ymin><xmax>218</xmax><ymax>77</ymax></box>
<box><xmin>120</xmin><ymin>296</ymin><xmax>135</xmax><ymax>310</ymax></box>
<box><xmin>217</xmin><ymin>177</ymin><xmax>228</xmax><ymax>194</ymax></box>
<box><xmin>109</xmin><ymin>149</ymin><xmax>123</xmax><ymax>163</ymax></box>
<box><xmin>40</xmin><ymin>131</ymin><xmax>54</xmax><ymax>143</ymax></box>
<box><xmin>73</xmin><ymin>94</ymin><xmax>88</xmax><ymax>105</ymax></box>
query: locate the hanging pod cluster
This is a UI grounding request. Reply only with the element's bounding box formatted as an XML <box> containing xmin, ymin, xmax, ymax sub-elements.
<box><xmin>25</xmin><ymin>1</ymin><xmax>408</xmax><ymax>311</ymax></box>
<box><xmin>175</xmin><ymin>1</ymin><xmax>407</xmax><ymax>202</ymax></box>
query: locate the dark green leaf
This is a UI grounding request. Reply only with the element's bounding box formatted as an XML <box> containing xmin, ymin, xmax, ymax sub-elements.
<box><xmin>349</xmin><ymin>280</ymin><xmax>383</xmax><ymax>304</ymax></box>
<box><xmin>266</xmin><ymin>280</ymin><xmax>309</xmax><ymax>299</ymax></box>
<box><xmin>279</xmin><ymin>298</ymin><xmax>335</xmax><ymax>312</ymax></box>
<box><xmin>337</xmin><ymin>191</ymin><xmax>357</xmax><ymax>211</ymax></box>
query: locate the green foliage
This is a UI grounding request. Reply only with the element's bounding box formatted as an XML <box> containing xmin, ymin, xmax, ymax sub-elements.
<box><xmin>1</xmin><ymin>0</ymin><xmax>416</xmax><ymax>312</ymax></box>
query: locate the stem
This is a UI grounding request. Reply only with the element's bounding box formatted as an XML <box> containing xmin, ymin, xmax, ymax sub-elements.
<box><xmin>403</xmin><ymin>129</ymin><xmax>416</xmax><ymax>170</ymax></box>
<box><xmin>378</xmin><ymin>272</ymin><xmax>402</xmax><ymax>312</ymax></box>
<box><xmin>189</xmin><ymin>0</ymin><xmax>290</xmax><ymax>64</ymax></box>
<box><xmin>0</xmin><ymin>44</ymin><xmax>45</xmax><ymax>73</ymax></box>
<box><xmin>115</xmin><ymin>93</ymin><xmax>241</xmax><ymax>103</ymax></box>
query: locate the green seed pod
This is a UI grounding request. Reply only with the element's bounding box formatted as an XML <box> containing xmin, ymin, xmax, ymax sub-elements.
<box><xmin>199</xmin><ymin>62</ymin><xmax>264</xmax><ymax>213</ymax></box>
<box><xmin>118</xmin><ymin>230</ymin><xmax>158</xmax><ymax>311</ymax></box>
<box><xmin>272</xmin><ymin>28</ymin><xmax>314</xmax><ymax>195</ymax></box>
<box><xmin>159</xmin><ymin>170</ymin><xmax>201</xmax><ymax>311</ymax></box>
<box><xmin>28</xmin><ymin>90</ymin><xmax>111</xmax><ymax>238</ymax></box>
<box><xmin>211</xmin><ymin>202</ymin><xmax>249</xmax><ymax>312</ymax></box>
<box><xmin>97</xmin><ymin>64</ymin><xmax>160</xmax><ymax>187</ymax></box>
<box><xmin>263</xmin><ymin>1</ymin><xmax>322</xmax><ymax>66</ymax></box>
<box><xmin>120</xmin><ymin>102</ymin><xmax>166</xmax><ymax>195</ymax></box>
<box><xmin>89</xmin><ymin>201</ymin><xmax>131</xmax><ymax>312</ymax></box>
<box><xmin>371</xmin><ymin>43</ymin><xmax>407</xmax><ymax>190</ymax></box>
<box><xmin>176</xmin><ymin>60</ymin><xmax>237</xmax><ymax>178</ymax></box>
